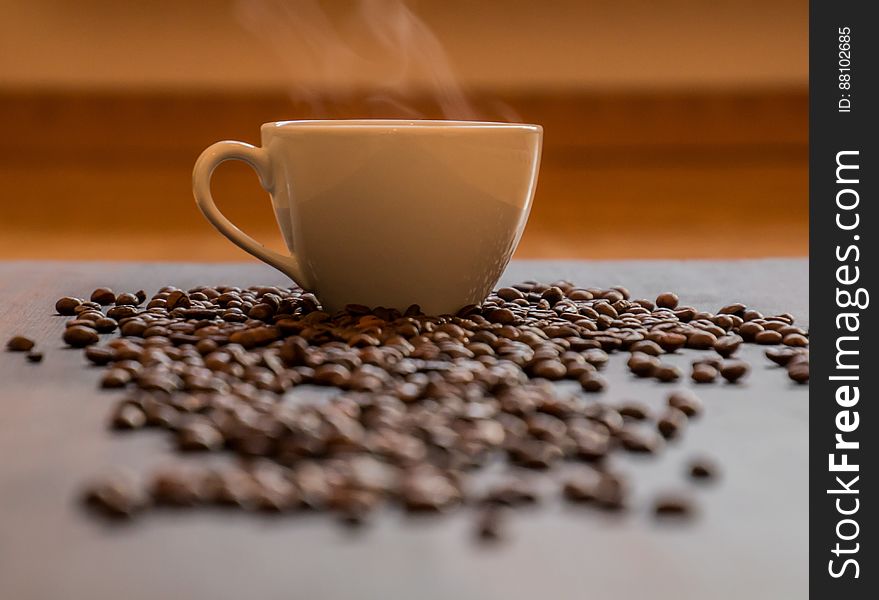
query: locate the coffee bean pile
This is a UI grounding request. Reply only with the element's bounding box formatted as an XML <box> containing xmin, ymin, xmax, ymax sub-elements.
<box><xmin>38</xmin><ymin>281</ymin><xmax>807</xmax><ymax>538</ymax></box>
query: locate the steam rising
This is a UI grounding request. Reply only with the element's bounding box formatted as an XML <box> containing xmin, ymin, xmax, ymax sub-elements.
<box><xmin>235</xmin><ymin>0</ymin><xmax>493</xmax><ymax>120</ymax></box>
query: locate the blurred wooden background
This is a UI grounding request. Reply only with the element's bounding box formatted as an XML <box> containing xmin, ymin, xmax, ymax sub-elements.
<box><xmin>0</xmin><ymin>0</ymin><xmax>807</xmax><ymax>261</ymax></box>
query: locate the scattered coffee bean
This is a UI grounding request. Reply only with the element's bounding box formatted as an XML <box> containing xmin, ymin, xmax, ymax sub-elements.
<box><xmin>629</xmin><ymin>340</ymin><xmax>663</xmax><ymax>356</ymax></box>
<box><xmin>476</xmin><ymin>507</ymin><xmax>504</xmax><ymax>541</ymax></box>
<box><xmin>656</xmin><ymin>333</ymin><xmax>687</xmax><ymax>353</ymax></box>
<box><xmin>111</xmin><ymin>402</ymin><xmax>147</xmax><ymax>430</ymax></box>
<box><xmin>619</xmin><ymin>426</ymin><xmax>664</xmax><ymax>454</ymax></box>
<box><xmin>83</xmin><ymin>472</ymin><xmax>146</xmax><ymax>518</ymax></box>
<box><xmin>755</xmin><ymin>330</ymin><xmax>783</xmax><ymax>345</ymax></box>
<box><xmin>618</xmin><ymin>402</ymin><xmax>650</xmax><ymax>421</ymax></box>
<box><xmin>85</xmin><ymin>345</ymin><xmax>115</xmax><ymax>365</ymax></box>
<box><xmin>90</xmin><ymin>287</ymin><xmax>116</xmax><ymax>306</ymax></box>
<box><xmin>150</xmin><ymin>467</ymin><xmax>202</xmax><ymax>506</ymax></box>
<box><xmin>719</xmin><ymin>359</ymin><xmax>749</xmax><ymax>383</ymax></box>
<box><xmin>688</xmin><ymin>457</ymin><xmax>719</xmax><ymax>481</ymax></box>
<box><xmin>579</xmin><ymin>372</ymin><xmax>607</xmax><ymax>392</ymax></box>
<box><xmin>667</xmin><ymin>390</ymin><xmax>702</xmax><ymax>417</ymax></box>
<box><xmin>593</xmin><ymin>472</ymin><xmax>627</xmax><ymax>510</ymax></box>
<box><xmin>481</xmin><ymin>479</ymin><xmax>538</xmax><ymax>506</ymax></box>
<box><xmin>101</xmin><ymin>368</ymin><xmax>131</xmax><ymax>388</ymax></box>
<box><xmin>686</xmin><ymin>330</ymin><xmax>717</xmax><ymax>350</ymax></box>
<box><xmin>52</xmin><ymin>280</ymin><xmax>802</xmax><ymax>536</ymax></box>
<box><xmin>6</xmin><ymin>335</ymin><xmax>35</xmax><ymax>352</ymax></box>
<box><xmin>713</xmin><ymin>334</ymin><xmax>742</xmax><ymax>358</ymax></box>
<box><xmin>497</xmin><ymin>287</ymin><xmax>524</xmax><ymax>302</ymax></box>
<box><xmin>653</xmin><ymin>493</ymin><xmax>695</xmax><ymax>519</ymax></box>
<box><xmin>55</xmin><ymin>296</ymin><xmax>82</xmax><ymax>315</ymax></box>
<box><xmin>737</xmin><ymin>322</ymin><xmax>763</xmax><ymax>342</ymax></box>
<box><xmin>657</xmin><ymin>408</ymin><xmax>688</xmax><ymax>439</ymax></box>
<box><xmin>63</xmin><ymin>326</ymin><xmax>99</xmax><ymax>347</ymax></box>
<box><xmin>654</xmin><ymin>364</ymin><xmax>681</xmax><ymax>382</ymax></box>
<box><xmin>177</xmin><ymin>419</ymin><xmax>224</xmax><ymax>451</ymax></box>
<box><xmin>691</xmin><ymin>362</ymin><xmax>718</xmax><ymax>383</ymax></box>
<box><xmin>115</xmin><ymin>292</ymin><xmax>141</xmax><ymax>306</ymax></box>
<box><xmin>765</xmin><ymin>347</ymin><xmax>800</xmax><ymax>366</ymax></box>
<box><xmin>788</xmin><ymin>361</ymin><xmax>809</xmax><ymax>384</ymax></box>
<box><xmin>27</xmin><ymin>350</ymin><xmax>44</xmax><ymax>363</ymax></box>
<box><xmin>94</xmin><ymin>317</ymin><xmax>118</xmax><ymax>333</ymax></box>
<box><xmin>656</xmin><ymin>292</ymin><xmax>679</xmax><ymax>309</ymax></box>
<box><xmin>718</xmin><ymin>303</ymin><xmax>746</xmax><ymax>316</ymax></box>
<box><xmin>627</xmin><ymin>352</ymin><xmax>659</xmax><ymax>377</ymax></box>
<box><xmin>783</xmin><ymin>333</ymin><xmax>809</xmax><ymax>347</ymax></box>
<box><xmin>563</xmin><ymin>471</ymin><xmax>598</xmax><ymax>502</ymax></box>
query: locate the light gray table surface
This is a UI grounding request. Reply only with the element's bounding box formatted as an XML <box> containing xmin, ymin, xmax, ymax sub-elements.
<box><xmin>0</xmin><ymin>259</ymin><xmax>808</xmax><ymax>600</ymax></box>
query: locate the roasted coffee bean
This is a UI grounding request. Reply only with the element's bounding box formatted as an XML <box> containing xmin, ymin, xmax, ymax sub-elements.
<box><xmin>313</xmin><ymin>363</ymin><xmax>352</xmax><ymax>387</ymax></box>
<box><xmin>476</xmin><ymin>507</ymin><xmax>504</xmax><ymax>541</ymax></box>
<box><xmin>656</xmin><ymin>333</ymin><xmax>687</xmax><ymax>353</ymax></box>
<box><xmin>85</xmin><ymin>345</ymin><xmax>115</xmax><ymax>365</ymax></box>
<box><xmin>83</xmin><ymin>472</ymin><xmax>146</xmax><ymax>517</ymax></box>
<box><xmin>540</xmin><ymin>286</ymin><xmax>565</xmax><ymax>306</ymax></box>
<box><xmin>788</xmin><ymin>361</ymin><xmax>809</xmax><ymax>384</ymax></box>
<box><xmin>653</xmin><ymin>493</ymin><xmax>695</xmax><ymax>518</ymax></box>
<box><xmin>177</xmin><ymin>419</ymin><xmax>224</xmax><ymax>451</ymax></box>
<box><xmin>718</xmin><ymin>303</ymin><xmax>746</xmax><ymax>316</ymax></box>
<box><xmin>656</xmin><ymin>292</ymin><xmax>679</xmax><ymax>309</ymax></box>
<box><xmin>627</xmin><ymin>352</ymin><xmax>659</xmax><ymax>377</ymax></box>
<box><xmin>593</xmin><ymin>472</ymin><xmax>627</xmax><ymax>510</ymax></box>
<box><xmin>90</xmin><ymin>287</ymin><xmax>116</xmax><ymax>305</ymax></box>
<box><xmin>115</xmin><ymin>292</ymin><xmax>141</xmax><ymax>306</ymax></box>
<box><xmin>486</xmin><ymin>308</ymin><xmax>516</xmax><ymax>325</ymax></box>
<box><xmin>63</xmin><ymin>326</ymin><xmax>100</xmax><ymax>347</ymax></box>
<box><xmin>579</xmin><ymin>372</ymin><xmax>607</xmax><ymax>392</ymax></box>
<box><xmin>686</xmin><ymin>330</ymin><xmax>717</xmax><ymax>350</ymax></box>
<box><xmin>107</xmin><ymin>304</ymin><xmax>139</xmax><ymax>321</ymax></box>
<box><xmin>618</xmin><ymin>402</ymin><xmax>649</xmax><ymax>421</ymax></box>
<box><xmin>765</xmin><ymin>347</ymin><xmax>799</xmax><ymax>366</ymax></box>
<box><xmin>497</xmin><ymin>287</ymin><xmax>524</xmax><ymax>302</ymax></box>
<box><xmin>783</xmin><ymin>333</ymin><xmax>808</xmax><ymax>347</ymax></box>
<box><xmin>657</xmin><ymin>408</ymin><xmax>688</xmax><ymax>439</ymax></box>
<box><xmin>530</xmin><ymin>359</ymin><xmax>566</xmax><ymax>380</ymax></box>
<box><xmin>619</xmin><ymin>426</ymin><xmax>664</xmax><ymax>454</ymax></box>
<box><xmin>654</xmin><ymin>364</ymin><xmax>681</xmax><ymax>382</ymax></box>
<box><xmin>629</xmin><ymin>340</ymin><xmax>663</xmax><ymax>356</ymax></box>
<box><xmin>563</xmin><ymin>471</ymin><xmax>598</xmax><ymax>502</ymax></box>
<box><xmin>94</xmin><ymin>317</ymin><xmax>118</xmax><ymax>333</ymax></box>
<box><xmin>101</xmin><ymin>368</ymin><xmax>131</xmax><ymax>388</ymax></box>
<box><xmin>688</xmin><ymin>458</ymin><xmax>718</xmax><ymax>481</ymax></box>
<box><xmin>582</xmin><ymin>348</ymin><xmax>609</xmax><ymax>369</ymax></box>
<box><xmin>55</xmin><ymin>296</ymin><xmax>82</xmax><ymax>315</ymax></box>
<box><xmin>6</xmin><ymin>335</ymin><xmax>35</xmax><ymax>352</ymax></box>
<box><xmin>111</xmin><ymin>402</ymin><xmax>147</xmax><ymax>430</ymax></box>
<box><xmin>150</xmin><ymin>467</ymin><xmax>202</xmax><ymax>506</ymax></box>
<box><xmin>691</xmin><ymin>362</ymin><xmax>718</xmax><ymax>384</ymax></box>
<box><xmin>737</xmin><ymin>321</ymin><xmax>763</xmax><ymax>342</ymax></box>
<box><xmin>667</xmin><ymin>390</ymin><xmax>702</xmax><ymax>417</ymax></box>
<box><xmin>400</xmin><ymin>469</ymin><xmax>460</xmax><ymax>512</ymax></box>
<box><xmin>755</xmin><ymin>330</ymin><xmax>783</xmax><ymax>345</ymax></box>
<box><xmin>713</xmin><ymin>334</ymin><xmax>742</xmax><ymax>357</ymax></box>
<box><xmin>481</xmin><ymin>479</ymin><xmax>538</xmax><ymax>507</ymax></box>
<box><xmin>719</xmin><ymin>359</ymin><xmax>749</xmax><ymax>383</ymax></box>
<box><xmin>571</xmin><ymin>428</ymin><xmax>610</xmax><ymax>461</ymax></box>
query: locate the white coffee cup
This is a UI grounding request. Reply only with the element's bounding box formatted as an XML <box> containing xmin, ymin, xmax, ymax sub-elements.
<box><xmin>193</xmin><ymin>119</ymin><xmax>542</xmax><ymax>314</ymax></box>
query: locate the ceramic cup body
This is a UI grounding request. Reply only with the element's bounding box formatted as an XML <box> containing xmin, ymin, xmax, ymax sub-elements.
<box><xmin>193</xmin><ymin>120</ymin><xmax>542</xmax><ymax>314</ymax></box>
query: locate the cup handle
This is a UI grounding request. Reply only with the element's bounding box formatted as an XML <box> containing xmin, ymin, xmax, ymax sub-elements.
<box><xmin>192</xmin><ymin>140</ymin><xmax>310</xmax><ymax>289</ymax></box>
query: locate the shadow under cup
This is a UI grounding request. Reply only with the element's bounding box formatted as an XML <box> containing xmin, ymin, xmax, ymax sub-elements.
<box><xmin>200</xmin><ymin>120</ymin><xmax>543</xmax><ymax>315</ymax></box>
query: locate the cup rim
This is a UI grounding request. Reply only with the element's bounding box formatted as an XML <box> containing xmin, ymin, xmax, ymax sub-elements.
<box><xmin>263</xmin><ymin>119</ymin><xmax>542</xmax><ymax>132</ymax></box>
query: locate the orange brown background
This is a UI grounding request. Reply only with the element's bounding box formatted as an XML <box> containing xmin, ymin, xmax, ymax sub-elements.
<box><xmin>0</xmin><ymin>0</ymin><xmax>807</xmax><ymax>261</ymax></box>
